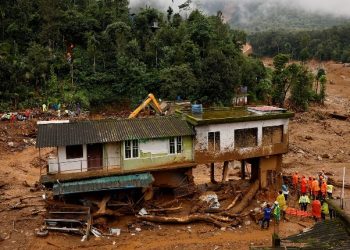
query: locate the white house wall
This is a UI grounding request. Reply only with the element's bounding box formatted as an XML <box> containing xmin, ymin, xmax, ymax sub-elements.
<box><xmin>104</xmin><ymin>143</ymin><xmax>121</xmax><ymax>167</ymax></box>
<box><xmin>140</xmin><ymin>139</ymin><xmax>169</xmax><ymax>155</ymax></box>
<box><xmin>48</xmin><ymin>145</ymin><xmax>87</xmax><ymax>173</ymax></box>
<box><xmin>195</xmin><ymin>118</ymin><xmax>289</xmax><ymax>152</ymax></box>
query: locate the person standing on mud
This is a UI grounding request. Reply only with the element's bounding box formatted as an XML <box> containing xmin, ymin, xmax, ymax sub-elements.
<box><xmin>312</xmin><ymin>199</ymin><xmax>321</xmax><ymax>221</ymax></box>
<box><xmin>321</xmin><ymin>180</ymin><xmax>327</xmax><ymax>198</ymax></box>
<box><xmin>299</xmin><ymin>193</ymin><xmax>310</xmax><ymax>211</ymax></box>
<box><xmin>300</xmin><ymin>176</ymin><xmax>308</xmax><ymax>195</ymax></box>
<box><xmin>321</xmin><ymin>200</ymin><xmax>329</xmax><ymax>220</ymax></box>
<box><xmin>282</xmin><ymin>183</ymin><xmax>289</xmax><ymax>200</ymax></box>
<box><xmin>276</xmin><ymin>191</ymin><xmax>287</xmax><ymax>220</ymax></box>
<box><xmin>327</xmin><ymin>183</ymin><xmax>334</xmax><ymax>199</ymax></box>
<box><xmin>308</xmin><ymin>177</ymin><xmax>313</xmax><ymax>196</ymax></box>
<box><xmin>312</xmin><ymin>177</ymin><xmax>320</xmax><ymax>200</ymax></box>
<box><xmin>261</xmin><ymin>203</ymin><xmax>272</xmax><ymax>229</ymax></box>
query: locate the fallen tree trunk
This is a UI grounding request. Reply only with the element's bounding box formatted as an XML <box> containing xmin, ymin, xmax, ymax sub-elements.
<box><xmin>229</xmin><ymin>180</ymin><xmax>259</xmax><ymax>214</ymax></box>
<box><xmin>147</xmin><ymin>206</ymin><xmax>182</xmax><ymax>213</ymax></box>
<box><xmin>137</xmin><ymin>214</ymin><xmax>227</xmax><ymax>228</ymax></box>
<box><xmin>225</xmin><ymin>193</ymin><xmax>242</xmax><ymax>210</ymax></box>
<box><xmin>328</xmin><ymin>177</ymin><xmax>350</xmax><ymax>189</ymax></box>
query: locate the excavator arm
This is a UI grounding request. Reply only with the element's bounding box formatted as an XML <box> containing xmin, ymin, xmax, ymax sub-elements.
<box><xmin>128</xmin><ymin>93</ymin><xmax>163</xmax><ymax>118</ymax></box>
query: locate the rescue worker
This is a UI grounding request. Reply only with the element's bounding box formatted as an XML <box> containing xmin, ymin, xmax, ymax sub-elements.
<box><xmin>320</xmin><ymin>180</ymin><xmax>327</xmax><ymax>198</ymax></box>
<box><xmin>321</xmin><ymin>200</ymin><xmax>329</xmax><ymax>220</ymax></box>
<box><xmin>312</xmin><ymin>177</ymin><xmax>320</xmax><ymax>200</ymax></box>
<box><xmin>327</xmin><ymin>183</ymin><xmax>334</xmax><ymax>199</ymax></box>
<box><xmin>273</xmin><ymin>201</ymin><xmax>281</xmax><ymax>224</ymax></box>
<box><xmin>299</xmin><ymin>193</ymin><xmax>311</xmax><ymax>211</ymax></box>
<box><xmin>300</xmin><ymin>176</ymin><xmax>308</xmax><ymax>195</ymax></box>
<box><xmin>276</xmin><ymin>191</ymin><xmax>287</xmax><ymax>220</ymax></box>
<box><xmin>281</xmin><ymin>182</ymin><xmax>289</xmax><ymax>200</ymax></box>
<box><xmin>308</xmin><ymin>176</ymin><xmax>313</xmax><ymax>196</ymax></box>
<box><xmin>261</xmin><ymin>203</ymin><xmax>272</xmax><ymax>229</ymax></box>
<box><xmin>292</xmin><ymin>172</ymin><xmax>299</xmax><ymax>192</ymax></box>
<box><xmin>311</xmin><ymin>199</ymin><xmax>321</xmax><ymax>221</ymax></box>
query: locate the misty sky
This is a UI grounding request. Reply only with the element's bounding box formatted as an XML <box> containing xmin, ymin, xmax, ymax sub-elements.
<box><xmin>129</xmin><ymin>0</ymin><xmax>350</xmax><ymax>18</ymax></box>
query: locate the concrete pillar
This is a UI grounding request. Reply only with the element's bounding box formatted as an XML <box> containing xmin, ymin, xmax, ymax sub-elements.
<box><xmin>210</xmin><ymin>163</ymin><xmax>216</xmax><ymax>183</ymax></box>
<box><xmin>222</xmin><ymin>161</ymin><xmax>229</xmax><ymax>182</ymax></box>
<box><xmin>241</xmin><ymin>160</ymin><xmax>246</xmax><ymax>180</ymax></box>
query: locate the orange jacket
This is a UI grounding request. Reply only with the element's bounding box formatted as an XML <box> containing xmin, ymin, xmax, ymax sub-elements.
<box><xmin>292</xmin><ymin>174</ymin><xmax>299</xmax><ymax>185</ymax></box>
<box><xmin>312</xmin><ymin>200</ymin><xmax>321</xmax><ymax>218</ymax></box>
<box><xmin>300</xmin><ymin>177</ymin><xmax>307</xmax><ymax>193</ymax></box>
<box><xmin>308</xmin><ymin>179</ymin><xmax>313</xmax><ymax>190</ymax></box>
<box><xmin>312</xmin><ymin>180</ymin><xmax>320</xmax><ymax>192</ymax></box>
<box><xmin>321</xmin><ymin>182</ymin><xmax>327</xmax><ymax>194</ymax></box>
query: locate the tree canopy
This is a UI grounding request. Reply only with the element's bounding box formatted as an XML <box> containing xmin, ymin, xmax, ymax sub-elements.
<box><xmin>0</xmin><ymin>1</ymin><xmax>269</xmax><ymax>111</ymax></box>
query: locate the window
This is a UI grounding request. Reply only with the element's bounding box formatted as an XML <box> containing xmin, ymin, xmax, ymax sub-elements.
<box><xmin>208</xmin><ymin>132</ymin><xmax>220</xmax><ymax>151</ymax></box>
<box><xmin>176</xmin><ymin>136</ymin><xmax>182</xmax><ymax>153</ymax></box>
<box><xmin>262</xmin><ymin>126</ymin><xmax>283</xmax><ymax>145</ymax></box>
<box><xmin>234</xmin><ymin>128</ymin><xmax>258</xmax><ymax>148</ymax></box>
<box><xmin>169</xmin><ymin>136</ymin><xmax>183</xmax><ymax>154</ymax></box>
<box><xmin>66</xmin><ymin>145</ymin><xmax>83</xmax><ymax>159</ymax></box>
<box><xmin>125</xmin><ymin>140</ymin><xmax>138</xmax><ymax>159</ymax></box>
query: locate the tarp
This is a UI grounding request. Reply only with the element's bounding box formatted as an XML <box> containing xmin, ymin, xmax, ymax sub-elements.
<box><xmin>53</xmin><ymin>173</ymin><xmax>154</xmax><ymax>195</ymax></box>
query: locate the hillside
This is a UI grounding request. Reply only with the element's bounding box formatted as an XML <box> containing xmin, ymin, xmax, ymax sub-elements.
<box><xmin>229</xmin><ymin>3</ymin><xmax>350</xmax><ymax>32</ymax></box>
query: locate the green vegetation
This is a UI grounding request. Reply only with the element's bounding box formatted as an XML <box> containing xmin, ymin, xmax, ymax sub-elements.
<box><xmin>271</xmin><ymin>54</ymin><xmax>321</xmax><ymax>112</ymax></box>
<box><xmin>249</xmin><ymin>25</ymin><xmax>350</xmax><ymax>62</ymax></box>
<box><xmin>0</xmin><ymin>1</ymin><xmax>269</xmax><ymax>111</ymax></box>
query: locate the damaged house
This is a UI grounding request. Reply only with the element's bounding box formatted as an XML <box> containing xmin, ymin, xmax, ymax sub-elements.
<box><xmin>177</xmin><ymin>106</ymin><xmax>294</xmax><ymax>188</ymax></box>
<box><xmin>37</xmin><ymin>106</ymin><xmax>294</xmax><ymax>196</ymax></box>
<box><xmin>37</xmin><ymin>116</ymin><xmax>195</xmax><ymax>196</ymax></box>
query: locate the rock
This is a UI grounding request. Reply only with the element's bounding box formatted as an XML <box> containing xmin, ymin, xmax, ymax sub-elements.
<box><xmin>305</xmin><ymin>135</ymin><xmax>313</xmax><ymax>140</ymax></box>
<box><xmin>244</xmin><ymin>220</ymin><xmax>251</xmax><ymax>226</ymax></box>
<box><xmin>322</xmin><ymin>153</ymin><xmax>331</xmax><ymax>159</ymax></box>
<box><xmin>135</xmin><ymin>227</ymin><xmax>141</xmax><ymax>232</ymax></box>
<box><xmin>7</xmin><ymin>142</ymin><xmax>14</xmax><ymax>147</ymax></box>
<box><xmin>317</xmin><ymin>156</ymin><xmax>322</xmax><ymax>161</ymax></box>
<box><xmin>297</xmin><ymin>149</ymin><xmax>305</xmax><ymax>154</ymax></box>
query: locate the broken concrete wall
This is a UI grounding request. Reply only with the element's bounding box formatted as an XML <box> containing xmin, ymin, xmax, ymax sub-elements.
<box><xmin>194</xmin><ymin>118</ymin><xmax>289</xmax><ymax>163</ymax></box>
<box><xmin>259</xmin><ymin>155</ymin><xmax>282</xmax><ymax>188</ymax></box>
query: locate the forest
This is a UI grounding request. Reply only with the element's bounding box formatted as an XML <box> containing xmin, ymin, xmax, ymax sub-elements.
<box><xmin>249</xmin><ymin>25</ymin><xmax>350</xmax><ymax>62</ymax></box>
<box><xmin>0</xmin><ymin>0</ymin><xmax>270</xmax><ymax>111</ymax></box>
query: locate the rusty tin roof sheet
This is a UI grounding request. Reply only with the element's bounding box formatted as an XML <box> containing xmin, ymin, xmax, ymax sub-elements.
<box><xmin>37</xmin><ymin>116</ymin><xmax>194</xmax><ymax>148</ymax></box>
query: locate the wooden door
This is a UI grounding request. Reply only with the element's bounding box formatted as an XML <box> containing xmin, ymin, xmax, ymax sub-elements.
<box><xmin>87</xmin><ymin>144</ymin><xmax>103</xmax><ymax>170</ymax></box>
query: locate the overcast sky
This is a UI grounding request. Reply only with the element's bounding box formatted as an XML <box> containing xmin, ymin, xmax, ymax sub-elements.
<box><xmin>129</xmin><ymin>0</ymin><xmax>350</xmax><ymax>17</ymax></box>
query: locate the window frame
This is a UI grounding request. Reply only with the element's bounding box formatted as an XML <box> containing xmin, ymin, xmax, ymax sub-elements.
<box><xmin>66</xmin><ymin>145</ymin><xmax>83</xmax><ymax>159</ymax></box>
<box><xmin>169</xmin><ymin>136</ymin><xmax>183</xmax><ymax>154</ymax></box>
<box><xmin>124</xmin><ymin>140</ymin><xmax>139</xmax><ymax>159</ymax></box>
<box><xmin>208</xmin><ymin>131</ymin><xmax>220</xmax><ymax>151</ymax></box>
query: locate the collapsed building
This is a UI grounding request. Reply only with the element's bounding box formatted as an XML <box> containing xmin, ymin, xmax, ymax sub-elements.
<box><xmin>37</xmin><ymin>106</ymin><xmax>293</xmax><ymax>197</ymax></box>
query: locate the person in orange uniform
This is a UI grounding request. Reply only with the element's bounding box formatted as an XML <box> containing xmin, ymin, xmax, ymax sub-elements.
<box><xmin>320</xmin><ymin>180</ymin><xmax>327</xmax><ymax>198</ymax></box>
<box><xmin>300</xmin><ymin>176</ymin><xmax>308</xmax><ymax>195</ymax></box>
<box><xmin>312</xmin><ymin>177</ymin><xmax>320</xmax><ymax>200</ymax></box>
<box><xmin>311</xmin><ymin>199</ymin><xmax>321</xmax><ymax>221</ymax></box>
<box><xmin>308</xmin><ymin>177</ymin><xmax>313</xmax><ymax>196</ymax></box>
<box><xmin>292</xmin><ymin>172</ymin><xmax>299</xmax><ymax>193</ymax></box>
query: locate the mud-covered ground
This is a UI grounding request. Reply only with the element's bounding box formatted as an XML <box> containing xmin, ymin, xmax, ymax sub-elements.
<box><xmin>0</xmin><ymin>60</ymin><xmax>349</xmax><ymax>249</ymax></box>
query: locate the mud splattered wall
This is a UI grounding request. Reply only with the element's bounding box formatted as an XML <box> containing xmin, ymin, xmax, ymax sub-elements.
<box><xmin>194</xmin><ymin>118</ymin><xmax>289</xmax><ymax>152</ymax></box>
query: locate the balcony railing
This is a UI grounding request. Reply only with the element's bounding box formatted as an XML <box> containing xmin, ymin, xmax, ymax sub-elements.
<box><xmin>41</xmin><ymin>156</ymin><xmax>121</xmax><ymax>176</ymax></box>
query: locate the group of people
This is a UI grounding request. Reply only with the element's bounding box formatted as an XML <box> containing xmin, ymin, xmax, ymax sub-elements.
<box><xmin>261</xmin><ymin>170</ymin><xmax>336</xmax><ymax>229</ymax></box>
<box><xmin>292</xmin><ymin>171</ymin><xmax>335</xmax><ymax>221</ymax></box>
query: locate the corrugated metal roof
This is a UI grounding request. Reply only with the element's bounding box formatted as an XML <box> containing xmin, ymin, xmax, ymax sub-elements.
<box><xmin>37</xmin><ymin>116</ymin><xmax>194</xmax><ymax>148</ymax></box>
<box><xmin>52</xmin><ymin>173</ymin><xmax>154</xmax><ymax>195</ymax></box>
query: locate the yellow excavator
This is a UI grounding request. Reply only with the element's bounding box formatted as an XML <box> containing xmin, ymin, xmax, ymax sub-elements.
<box><xmin>128</xmin><ymin>93</ymin><xmax>164</xmax><ymax>118</ymax></box>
